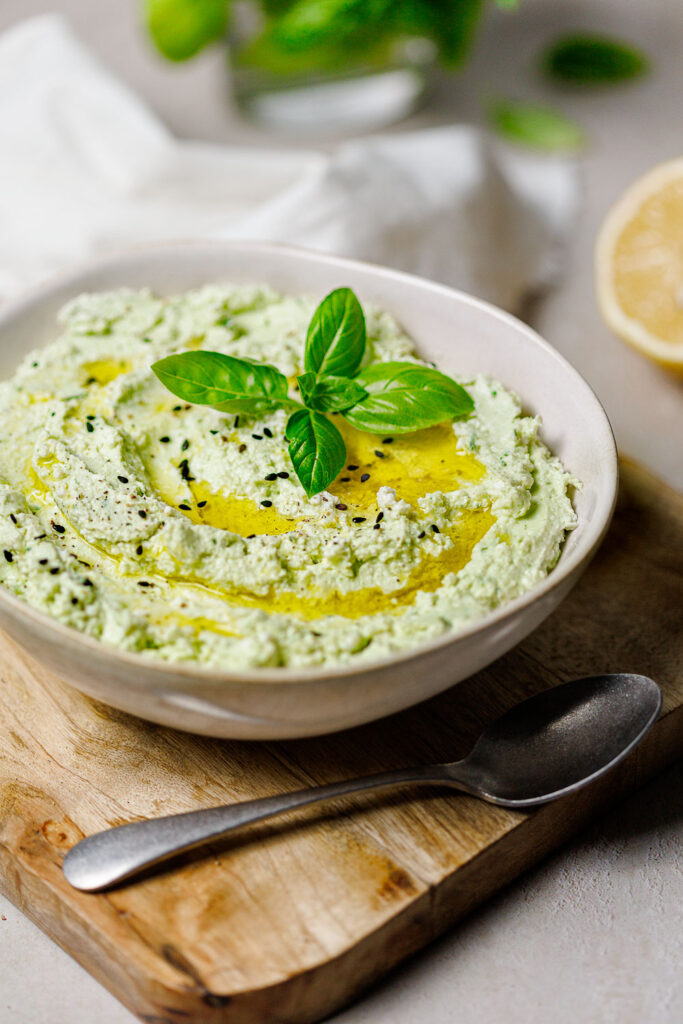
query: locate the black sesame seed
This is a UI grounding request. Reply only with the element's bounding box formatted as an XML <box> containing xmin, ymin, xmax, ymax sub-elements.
<box><xmin>137</xmin><ymin>580</ymin><xmax>152</xmax><ymax>587</ymax></box>
<box><xmin>136</xmin><ymin>545</ymin><xmax>143</xmax><ymax>556</ymax></box>
<box><xmin>3</xmin><ymin>550</ymin><xmax>13</xmax><ymax>563</ymax></box>
<box><xmin>85</xmin><ymin>376</ymin><xmax>96</xmax><ymax>385</ymax></box>
<box><xmin>347</xmin><ymin>464</ymin><xmax>358</xmax><ymax>471</ymax></box>
<box><xmin>265</xmin><ymin>472</ymin><xmax>278</xmax><ymax>481</ymax></box>
<box><xmin>335</xmin><ymin>503</ymin><xmax>348</xmax><ymax>511</ymax></box>
<box><xmin>83</xmin><ymin>578</ymin><xmax>93</xmax><ymax>587</ymax></box>
<box><xmin>49</xmin><ymin>567</ymin><xmax>60</xmax><ymax>575</ymax></box>
<box><xmin>159</xmin><ymin>436</ymin><xmax>170</xmax><ymax>443</ymax></box>
<box><xmin>138</xmin><ymin>510</ymin><xmax>147</xmax><ymax>519</ymax></box>
<box><xmin>34</xmin><ymin>534</ymin><xmax>47</xmax><ymax>540</ymax></box>
<box><xmin>252</xmin><ymin>433</ymin><xmax>263</xmax><ymax>440</ymax></box>
<box><xmin>340</xmin><ymin>477</ymin><xmax>350</xmax><ymax>482</ymax></box>
<box><xmin>238</xmin><ymin>443</ymin><xmax>247</xmax><ymax>453</ymax></box>
<box><xmin>374</xmin><ymin>450</ymin><xmax>385</xmax><ymax>459</ymax></box>
<box><xmin>117</xmin><ymin>475</ymin><xmax>129</xmax><ymax>484</ymax></box>
<box><xmin>431</xmin><ymin>524</ymin><xmax>440</xmax><ymax>533</ymax></box>
<box><xmin>178</xmin><ymin>503</ymin><xmax>191</xmax><ymax>511</ymax></box>
<box><xmin>173</xmin><ymin>405</ymin><xmax>182</xmax><ymax>412</ymax></box>
<box><xmin>86</xmin><ymin>421</ymin><xmax>94</xmax><ymax>432</ymax></box>
<box><xmin>361</xmin><ymin>473</ymin><xmax>370</xmax><ymax>483</ymax></box>
<box><xmin>38</xmin><ymin>558</ymin><xmax>48</xmax><ymax>565</ymax></box>
<box><xmin>261</xmin><ymin>500</ymin><xmax>272</xmax><ymax>508</ymax></box>
<box><xmin>9</xmin><ymin>514</ymin><xmax>17</xmax><ymax>525</ymax></box>
<box><xmin>197</xmin><ymin>500</ymin><xmax>207</xmax><ymax>508</ymax></box>
<box><xmin>86</xmin><ymin>414</ymin><xmax>95</xmax><ymax>420</ymax></box>
<box><xmin>263</xmin><ymin>427</ymin><xmax>273</xmax><ymax>438</ymax></box>
<box><xmin>71</xmin><ymin>597</ymin><xmax>78</xmax><ymax>605</ymax></box>
<box><xmin>277</xmin><ymin>471</ymin><xmax>289</xmax><ymax>479</ymax></box>
<box><xmin>234</xmin><ymin>416</ymin><xmax>240</xmax><ymax>428</ymax></box>
<box><xmin>373</xmin><ymin>523</ymin><xmax>381</xmax><ymax>530</ymax></box>
<box><xmin>209</xmin><ymin>429</ymin><xmax>219</xmax><ymax>435</ymax></box>
<box><xmin>352</xmin><ymin>517</ymin><xmax>366</xmax><ymax>523</ymax></box>
<box><xmin>181</xmin><ymin>439</ymin><xmax>190</xmax><ymax>452</ymax></box>
<box><xmin>246</xmin><ymin>533</ymin><xmax>256</xmax><ymax>539</ymax></box>
<box><xmin>375</xmin><ymin>512</ymin><xmax>384</xmax><ymax>523</ymax></box>
<box><xmin>382</xmin><ymin>437</ymin><xmax>394</xmax><ymax>444</ymax></box>
<box><xmin>418</xmin><ymin>531</ymin><xmax>426</xmax><ymax>539</ymax></box>
<box><xmin>51</xmin><ymin>522</ymin><xmax>65</xmax><ymax>534</ymax></box>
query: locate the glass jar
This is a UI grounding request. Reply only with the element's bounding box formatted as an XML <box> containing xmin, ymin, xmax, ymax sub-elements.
<box><xmin>228</xmin><ymin>2</ymin><xmax>436</xmax><ymax>136</ymax></box>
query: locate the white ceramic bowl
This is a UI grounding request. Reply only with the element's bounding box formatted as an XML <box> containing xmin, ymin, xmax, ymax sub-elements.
<box><xmin>0</xmin><ymin>242</ymin><xmax>617</xmax><ymax>738</ymax></box>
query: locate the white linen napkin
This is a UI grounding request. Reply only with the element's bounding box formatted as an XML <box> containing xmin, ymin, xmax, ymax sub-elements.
<box><xmin>0</xmin><ymin>14</ymin><xmax>579</xmax><ymax>310</ymax></box>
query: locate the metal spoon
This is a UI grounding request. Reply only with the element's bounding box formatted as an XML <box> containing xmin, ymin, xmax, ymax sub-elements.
<box><xmin>63</xmin><ymin>673</ymin><xmax>661</xmax><ymax>892</ymax></box>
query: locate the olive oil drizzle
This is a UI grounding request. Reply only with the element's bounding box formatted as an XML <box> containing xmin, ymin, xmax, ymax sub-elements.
<box><xmin>29</xmin><ymin>405</ymin><xmax>495</xmax><ymax>632</ymax></box>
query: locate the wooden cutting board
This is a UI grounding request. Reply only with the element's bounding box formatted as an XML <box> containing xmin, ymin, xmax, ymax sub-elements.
<box><xmin>0</xmin><ymin>459</ymin><xmax>681</xmax><ymax>1024</ymax></box>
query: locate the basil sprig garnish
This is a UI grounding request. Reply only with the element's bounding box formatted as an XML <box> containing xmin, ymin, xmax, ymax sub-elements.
<box><xmin>152</xmin><ymin>287</ymin><xmax>474</xmax><ymax>498</ymax></box>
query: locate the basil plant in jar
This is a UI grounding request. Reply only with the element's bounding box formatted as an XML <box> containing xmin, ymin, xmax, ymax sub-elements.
<box><xmin>145</xmin><ymin>0</ymin><xmax>519</xmax><ymax>133</ymax></box>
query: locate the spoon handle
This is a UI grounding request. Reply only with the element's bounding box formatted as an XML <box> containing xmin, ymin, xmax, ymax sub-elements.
<box><xmin>63</xmin><ymin>763</ymin><xmax>465</xmax><ymax>891</ymax></box>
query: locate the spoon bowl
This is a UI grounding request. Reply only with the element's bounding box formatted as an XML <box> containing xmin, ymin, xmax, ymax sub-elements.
<box><xmin>63</xmin><ymin>673</ymin><xmax>661</xmax><ymax>892</ymax></box>
<box><xmin>453</xmin><ymin>673</ymin><xmax>663</xmax><ymax>806</ymax></box>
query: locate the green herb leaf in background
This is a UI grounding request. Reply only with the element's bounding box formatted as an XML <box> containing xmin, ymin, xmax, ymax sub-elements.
<box><xmin>304</xmin><ymin>287</ymin><xmax>367</xmax><ymax>378</ymax></box>
<box><xmin>286</xmin><ymin>408</ymin><xmax>347</xmax><ymax>497</ymax></box>
<box><xmin>144</xmin><ymin>0</ymin><xmax>506</xmax><ymax>77</ymax></box>
<box><xmin>396</xmin><ymin>0</ymin><xmax>485</xmax><ymax>68</ymax></box>
<box><xmin>145</xmin><ymin>0</ymin><xmax>229</xmax><ymax>61</ymax></box>
<box><xmin>152</xmin><ymin>351</ymin><xmax>294</xmax><ymax>415</ymax></box>
<box><xmin>489</xmin><ymin>99</ymin><xmax>585</xmax><ymax>153</ymax></box>
<box><xmin>542</xmin><ymin>34</ymin><xmax>649</xmax><ymax>85</ymax></box>
<box><xmin>261</xmin><ymin>0</ymin><xmax>391</xmax><ymax>54</ymax></box>
<box><xmin>241</xmin><ymin>0</ymin><xmax>396</xmax><ymax>76</ymax></box>
<box><xmin>343</xmin><ymin>362</ymin><xmax>474</xmax><ymax>434</ymax></box>
<box><xmin>297</xmin><ymin>372</ymin><xmax>368</xmax><ymax>413</ymax></box>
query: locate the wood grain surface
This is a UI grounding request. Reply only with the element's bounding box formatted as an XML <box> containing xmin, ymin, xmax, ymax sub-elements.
<box><xmin>0</xmin><ymin>459</ymin><xmax>681</xmax><ymax>1024</ymax></box>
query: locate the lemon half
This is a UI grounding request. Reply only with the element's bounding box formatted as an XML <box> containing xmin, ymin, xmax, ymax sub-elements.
<box><xmin>596</xmin><ymin>157</ymin><xmax>683</xmax><ymax>370</ymax></box>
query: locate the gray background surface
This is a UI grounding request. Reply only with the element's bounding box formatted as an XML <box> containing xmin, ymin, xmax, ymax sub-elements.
<box><xmin>0</xmin><ymin>1</ymin><xmax>681</xmax><ymax>1022</ymax></box>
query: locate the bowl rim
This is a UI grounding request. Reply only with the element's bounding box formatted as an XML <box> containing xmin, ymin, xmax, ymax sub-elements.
<box><xmin>0</xmin><ymin>239</ymin><xmax>618</xmax><ymax>687</ymax></box>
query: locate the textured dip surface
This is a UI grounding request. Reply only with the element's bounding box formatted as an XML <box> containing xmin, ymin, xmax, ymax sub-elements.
<box><xmin>0</xmin><ymin>285</ymin><xmax>577</xmax><ymax>669</ymax></box>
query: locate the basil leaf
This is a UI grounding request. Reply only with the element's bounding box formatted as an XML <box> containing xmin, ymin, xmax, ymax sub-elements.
<box><xmin>542</xmin><ymin>35</ymin><xmax>649</xmax><ymax>84</ymax></box>
<box><xmin>287</xmin><ymin>409</ymin><xmax>347</xmax><ymax>497</ymax></box>
<box><xmin>145</xmin><ymin>0</ymin><xmax>228</xmax><ymax>62</ymax></box>
<box><xmin>152</xmin><ymin>351</ymin><xmax>292</xmax><ymax>415</ymax></box>
<box><xmin>343</xmin><ymin>362</ymin><xmax>473</xmax><ymax>434</ymax></box>
<box><xmin>297</xmin><ymin>372</ymin><xmax>367</xmax><ymax>413</ymax></box>
<box><xmin>489</xmin><ymin>100</ymin><xmax>584</xmax><ymax>153</ymax></box>
<box><xmin>304</xmin><ymin>288</ymin><xmax>366</xmax><ymax>378</ymax></box>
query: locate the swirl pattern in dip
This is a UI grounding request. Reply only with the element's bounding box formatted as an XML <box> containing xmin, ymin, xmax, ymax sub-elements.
<box><xmin>0</xmin><ymin>285</ymin><xmax>577</xmax><ymax>668</ymax></box>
